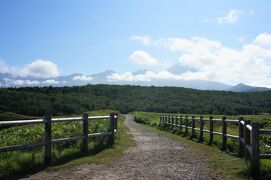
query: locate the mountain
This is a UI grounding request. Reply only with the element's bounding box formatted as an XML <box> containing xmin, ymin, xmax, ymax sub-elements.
<box><xmin>167</xmin><ymin>63</ymin><xmax>197</xmax><ymax>74</ymax></box>
<box><xmin>91</xmin><ymin>70</ymin><xmax>116</xmax><ymax>83</ymax></box>
<box><xmin>228</xmin><ymin>83</ymin><xmax>271</xmax><ymax>92</ymax></box>
<box><xmin>132</xmin><ymin>69</ymin><xmax>150</xmax><ymax>75</ymax></box>
<box><xmin>0</xmin><ymin>70</ymin><xmax>231</xmax><ymax>90</ymax></box>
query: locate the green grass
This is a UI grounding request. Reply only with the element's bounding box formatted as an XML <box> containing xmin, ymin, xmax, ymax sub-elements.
<box><xmin>0</xmin><ymin>112</ymin><xmax>37</xmax><ymax>121</ymax></box>
<box><xmin>47</xmin><ymin>113</ymin><xmax>133</xmax><ymax>171</ymax></box>
<box><xmin>132</xmin><ymin>111</ymin><xmax>271</xmax><ymax>179</ymax></box>
<box><xmin>0</xmin><ymin>110</ymin><xmax>133</xmax><ymax>179</ymax></box>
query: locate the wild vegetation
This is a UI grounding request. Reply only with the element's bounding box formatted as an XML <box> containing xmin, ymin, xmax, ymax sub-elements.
<box><xmin>0</xmin><ymin>84</ymin><xmax>271</xmax><ymax>116</ymax></box>
<box><xmin>0</xmin><ymin>110</ymin><xmax>129</xmax><ymax>179</ymax></box>
<box><xmin>132</xmin><ymin>111</ymin><xmax>271</xmax><ymax>178</ymax></box>
<box><xmin>1</xmin><ymin>85</ymin><xmax>271</xmax><ymax>178</ymax></box>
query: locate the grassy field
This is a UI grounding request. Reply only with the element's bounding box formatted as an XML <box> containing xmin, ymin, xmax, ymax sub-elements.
<box><xmin>132</xmin><ymin>111</ymin><xmax>271</xmax><ymax>179</ymax></box>
<box><xmin>0</xmin><ymin>110</ymin><xmax>133</xmax><ymax>179</ymax></box>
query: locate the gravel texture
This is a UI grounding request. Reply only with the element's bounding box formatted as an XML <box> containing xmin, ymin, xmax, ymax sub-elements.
<box><xmin>24</xmin><ymin>115</ymin><xmax>220</xmax><ymax>180</ymax></box>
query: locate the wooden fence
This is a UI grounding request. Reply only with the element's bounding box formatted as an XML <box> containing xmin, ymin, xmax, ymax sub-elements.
<box><xmin>0</xmin><ymin>112</ymin><xmax>118</xmax><ymax>165</ymax></box>
<box><xmin>160</xmin><ymin>114</ymin><xmax>271</xmax><ymax>173</ymax></box>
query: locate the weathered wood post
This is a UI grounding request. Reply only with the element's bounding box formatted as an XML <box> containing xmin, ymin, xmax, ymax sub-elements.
<box><xmin>166</xmin><ymin>115</ymin><xmax>169</xmax><ymax>129</ymax></box>
<box><xmin>251</xmin><ymin>123</ymin><xmax>260</xmax><ymax>173</ymax></box>
<box><xmin>167</xmin><ymin>115</ymin><xmax>170</xmax><ymax>128</ymax></box>
<box><xmin>164</xmin><ymin>115</ymin><xmax>166</xmax><ymax>128</ymax></box>
<box><xmin>209</xmin><ymin>116</ymin><xmax>214</xmax><ymax>145</ymax></box>
<box><xmin>170</xmin><ymin>115</ymin><xmax>173</xmax><ymax>130</ymax></box>
<box><xmin>179</xmin><ymin>115</ymin><xmax>183</xmax><ymax>133</ymax></box>
<box><xmin>110</xmin><ymin>113</ymin><xmax>116</xmax><ymax>146</ymax></box>
<box><xmin>160</xmin><ymin>115</ymin><xmax>162</xmax><ymax>126</ymax></box>
<box><xmin>82</xmin><ymin>113</ymin><xmax>89</xmax><ymax>154</ymax></box>
<box><xmin>238</xmin><ymin>117</ymin><xmax>244</xmax><ymax>157</ymax></box>
<box><xmin>171</xmin><ymin>115</ymin><xmax>174</xmax><ymax>130</ymax></box>
<box><xmin>44</xmin><ymin>114</ymin><xmax>52</xmax><ymax>165</ymax></box>
<box><xmin>244</xmin><ymin>120</ymin><xmax>251</xmax><ymax>160</ymax></box>
<box><xmin>114</xmin><ymin>113</ymin><xmax>118</xmax><ymax>131</ymax></box>
<box><xmin>184</xmin><ymin>115</ymin><xmax>188</xmax><ymax>136</ymax></box>
<box><xmin>199</xmin><ymin>116</ymin><xmax>204</xmax><ymax>142</ymax></box>
<box><xmin>222</xmin><ymin>116</ymin><xmax>227</xmax><ymax>151</ymax></box>
<box><xmin>175</xmin><ymin>115</ymin><xmax>178</xmax><ymax>129</ymax></box>
<box><xmin>191</xmin><ymin>116</ymin><xmax>195</xmax><ymax>139</ymax></box>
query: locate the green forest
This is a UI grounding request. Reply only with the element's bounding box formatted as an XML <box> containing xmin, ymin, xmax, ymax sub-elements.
<box><xmin>0</xmin><ymin>84</ymin><xmax>271</xmax><ymax>117</ymax></box>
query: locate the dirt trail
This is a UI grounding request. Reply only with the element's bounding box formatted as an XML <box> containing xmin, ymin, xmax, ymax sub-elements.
<box><xmin>24</xmin><ymin>115</ymin><xmax>220</xmax><ymax>180</ymax></box>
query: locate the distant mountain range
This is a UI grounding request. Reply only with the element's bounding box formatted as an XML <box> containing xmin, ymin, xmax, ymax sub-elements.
<box><xmin>0</xmin><ymin>68</ymin><xmax>270</xmax><ymax>92</ymax></box>
<box><xmin>227</xmin><ymin>83</ymin><xmax>271</xmax><ymax>92</ymax></box>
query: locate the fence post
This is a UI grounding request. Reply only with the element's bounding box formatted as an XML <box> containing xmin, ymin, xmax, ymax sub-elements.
<box><xmin>114</xmin><ymin>113</ymin><xmax>118</xmax><ymax>131</ymax></box>
<box><xmin>169</xmin><ymin>115</ymin><xmax>173</xmax><ymax>130</ymax></box>
<box><xmin>160</xmin><ymin>115</ymin><xmax>162</xmax><ymax>126</ymax></box>
<box><xmin>184</xmin><ymin>115</ymin><xmax>188</xmax><ymax>136</ymax></box>
<box><xmin>44</xmin><ymin>114</ymin><xmax>52</xmax><ymax>165</ymax></box>
<box><xmin>179</xmin><ymin>115</ymin><xmax>183</xmax><ymax>133</ymax></box>
<box><xmin>171</xmin><ymin>115</ymin><xmax>174</xmax><ymax>130</ymax></box>
<box><xmin>222</xmin><ymin>116</ymin><xmax>227</xmax><ymax>151</ymax></box>
<box><xmin>244</xmin><ymin>120</ymin><xmax>251</xmax><ymax>160</ymax></box>
<box><xmin>175</xmin><ymin>115</ymin><xmax>178</xmax><ymax>129</ymax></box>
<box><xmin>167</xmin><ymin>115</ymin><xmax>170</xmax><ymax>128</ymax></box>
<box><xmin>110</xmin><ymin>113</ymin><xmax>116</xmax><ymax>146</ymax></box>
<box><xmin>199</xmin><ymin>116</ymin><xmax>204</xmax><ymax>142</ymax></box>
<box><xmin>164</xmin><ymin>115</ymin><xmax>166</xmax><ymax>128</ymax></box>
<box><xmin>82</xmin><ymin>113</ymin><xmax>89</xmax><ymax>154</ymax></box>
<box><xmin>238</xmin><ymin>117</ymin><xmax>244</xmax><ymax>157</ymax></box>
<box><xmin>166</xmin><ymin>115</ymin><xmax>168</xmax><ymax>129</ymax></box>
<box><xmin>209</xmin><ymin>116</ymin><xmax>213</xmax><ymax>145</ymax></box>
<box><xmin>251</xmin><ymin>123</ymin><xmax>260</xmax><ymax>173</ymax></box>
<box><xmin>191</xmin><ymin>116</ymin><xmax>195</xmax><ymax>139</ymax></box>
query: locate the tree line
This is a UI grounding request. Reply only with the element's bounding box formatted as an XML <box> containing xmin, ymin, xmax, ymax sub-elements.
<box><xmin>0</xmin><ymin>84</ymin><xmax>270</xmax><ymax>116</ymax></box>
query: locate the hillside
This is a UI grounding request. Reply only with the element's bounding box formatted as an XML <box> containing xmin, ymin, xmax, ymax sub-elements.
<box><xmin>0</xmin><ymin>84</ymin><xmax>271</xmax><ymax>116</ymax></box>
<box><xmin>228</xmin><ymin>83</ymin><xmax>271</xmax><ymax>92</ymax></box>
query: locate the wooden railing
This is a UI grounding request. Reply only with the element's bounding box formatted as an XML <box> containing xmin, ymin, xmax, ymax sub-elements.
<box><xmin>160</xmin><ymin>114</ymin><xmax>271</xmax><ymax>173</ymax></box>
<box><xmin>0</xmin><ymin>112</ymin><xmax>118</xmax><ymax>165</ymax></box>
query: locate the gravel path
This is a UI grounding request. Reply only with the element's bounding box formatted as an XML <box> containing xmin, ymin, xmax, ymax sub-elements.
<box><xmin>24</xmin><ymin>115</ymin><xmax>220</xmax><ymax>180</ymax></box>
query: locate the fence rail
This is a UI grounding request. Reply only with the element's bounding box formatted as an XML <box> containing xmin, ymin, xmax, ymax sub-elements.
<box><xmin>0</xmin><ymin>112</ymin><xmax>118</xmax><ymax>165</ymax></box>
<box><xmin>159</xmin><ymin>114</ymin><xmax>271</xmax><ymax>173</ymax></box>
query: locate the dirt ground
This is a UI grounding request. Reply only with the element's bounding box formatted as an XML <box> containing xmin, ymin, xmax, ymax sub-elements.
<box><xmin>24</xmin><ymin>115</ymin><xmax>220</xmax><ymax>180</ymax></box>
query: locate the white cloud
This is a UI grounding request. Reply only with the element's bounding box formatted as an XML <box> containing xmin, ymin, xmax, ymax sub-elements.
<box><xmin>12</xmin><ymin>79</ymin><xmax>25</xmax><ymax>86</ymax></box>
<box><xmin>72</xmin><ymin>75</ymin><xmax>93</xmax><ymax>81</ymax></box>
<box><xmin>129</xmin><ymin>50</ymin><xmax>159</xmax><ymax>66</ymax></box>
<box><xmin>25</xmin><ymin>80</ymin><xmax>40</xmax><ymax>85</ymax></box>
<box><xmin>25</xmin><ymin>60</ymin><xmax>59</xmax><ymax>78</ymax></box>
<box><xmin>128</xmin><ymin>33</ymin><xmax>271</xmax><ymax>87</ymax></box>
<box><xmin>2</xmin><ymin>78</ymin><xmax>40</xmax><ymax>86</ymax></box>
<box><xmin>216</xmin><ymin>9</ymin><xmax>241</xmax><ymax>24</ymax></box>
<box><xmin>254</xmin><ymin>33</ymin><xmax>271</xmax><ymax>46</ymax></box>
<box><xmin>0</xmin><ymin>59</ymin><xmax>60</xmax><ymax>79</ymax></box>
<box><xmin>107</xmin><ymin>70</ymin><xmax>207</xmax><ymax>82</ymax></box>
<box><xmin>42</xmin><ymin>79</ymin><xmax>59</xmax><ymax>84</ymax></box>
<box><xmin>130</xmin><ymin>35</ymin><xmax>151</xmax><ymax>45</ymax></box>
<box><xmin>107</xmin><ymin>72</ymin><xmax>138</xmax><ymax>82</ymax></box>
<box><xmin>0</xmin><ymin>60</ymin><xmax>9</xmax><ymax>73</ymax></box>
<box><xmin>154</xmin><ymin>37</ymin><xmax>222</xmax><ymax>53</ymax></box>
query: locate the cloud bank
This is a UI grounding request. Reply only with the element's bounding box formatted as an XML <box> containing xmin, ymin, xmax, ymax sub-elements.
<box><xmin>129</xmin><ymin>50</ymin><xmax>159</xmax><ymax>66</ymax></box>
<box><xmin>72</xmin><ymin>75</ymin><xmax>93</xmax><ymax>81</ymax></box>
<box><xmin>111</xmin><ymin>33</ymin><xmax>271</xmax><ymax>87</ymax></box>
<box><xmin>0</xmin><ymin>59</ymin><xmax>60</xmax><ymax>79</ymax></box>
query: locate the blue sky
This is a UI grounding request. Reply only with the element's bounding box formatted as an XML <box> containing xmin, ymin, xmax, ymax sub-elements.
<box><xmin>0</xmin><ymin>0</ymin><xmax>271</xmax><ymax>86</ymax></box>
